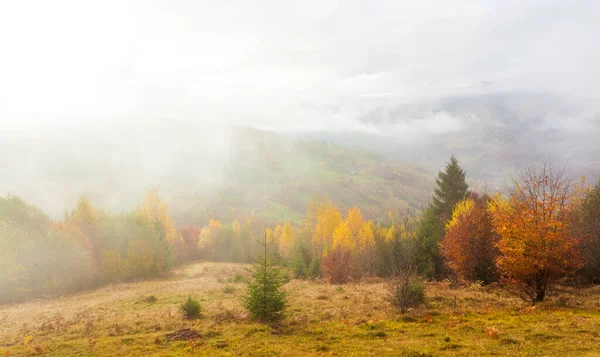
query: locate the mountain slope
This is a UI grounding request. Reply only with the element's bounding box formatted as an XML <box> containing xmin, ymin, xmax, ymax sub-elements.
<box><xmin>0</xmin><ymin>123</ymin><xmax>435</xmax><ymax>225</ymax></box>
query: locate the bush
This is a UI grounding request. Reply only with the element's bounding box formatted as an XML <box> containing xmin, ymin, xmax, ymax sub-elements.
<box><xmin>144</xmin><ymin>295</ymin><xmax>158</xmax><ymax>303</ymax></box>
<box><xmin>180</xmin><ymin>296</ymin><xmax>202</xmax><ymax>319</ymax></box>
<box><xmin>232</xmin><ymin>273</ymin><xmax>245</xmax><ymax>283</ymax></box>
<box><xmin>322</xmin><ymin>246</ymin><xmax>353</xmax><ymax>284</ymax></box>
<box><xmin>388</xmin><ymin>277</ymin><xmax>426</xmax><ymax>314</ymax></box>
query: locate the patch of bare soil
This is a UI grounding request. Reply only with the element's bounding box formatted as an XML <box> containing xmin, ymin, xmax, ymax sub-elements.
<box><xmin>165</xmin><ymin>328</ymin><xmax>201</xmax><ymax>341</ymax></box>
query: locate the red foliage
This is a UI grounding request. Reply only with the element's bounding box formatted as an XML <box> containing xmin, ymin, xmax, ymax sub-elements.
<box><xmin>177</xmin><ymin>226</ymin><xmax>202</xmax><ymax>261</ymax></box>
<box><xmin>441</xmin><ymin>193</ymin><xmax>499</xmax><ymax>284</ymax></box>
<box><xmin>321</xmin><ymin>245</ymin><xmax>354</xmax><ymax>284</ymax></box>
<box><xmin>179</xmin><ymin>226</ymin><xmax>201</xmax><ymax>249</ymax></box>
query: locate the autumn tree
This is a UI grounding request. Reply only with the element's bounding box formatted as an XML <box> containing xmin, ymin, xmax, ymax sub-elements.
<box><xmin>358</xmin><ymin>221</ymin><xmax>377</xmax><ymax>275</ymax></box>
<box><xmin>65</xmin><ymin>196</ymin><xmax>105</xmax><ymax>265</ymax></box>
<box><xmin>278</xmin><ymin>221</ymin><xmax>295</xmax><ymax>259</ymax></box>
<box><xmin>179</xmin><ymin>226</ymin><xmax>201</xmax><ymax>261</ymax></box>
<box><xmin>313</xmin><ymin>201</ymin><xmax>342</xmax><ymax>256</ymax></box>
<box><xmin>571</xmin><ymin>178</ymin><xmax>600</xmax><ymax>284</ymax></box>
<box><xmin>489</xmin><ymin>164</ymin><xmax>582</xmax><ymax>302</ymax></box>
<box><xmin>322</xmin><ymin>220</ymin><xmax>355</xmax><ymax>282</ymax></box>
<box><xmin>138</xmin><ymin>189</ymin><xmax>184</xmax><ymax>259</ymax></box>
<box><xmin>417</xmin><ymin>155</ymin><xmax>469</xmax><ymax>279</ymax></box>
<box><xmin>441</xmin><ymin>193</ymin><xmax>499</xmax><ymax>284</ymax></box>
<box><xmin>321</xmin><ymin>245</ymin><xmax>353</xmax><ymax>284</ymax></box>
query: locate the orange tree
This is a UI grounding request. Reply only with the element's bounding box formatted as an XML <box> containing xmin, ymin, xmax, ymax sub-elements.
<box><xmin>488</xmin><ymin>164</ymin><xmax>582</xmax><ymax>302</ymax></box>
<box><xmin>441</xmin><ymin>192</ymin><xmax>499</xmax><ymax>284</ymax></box>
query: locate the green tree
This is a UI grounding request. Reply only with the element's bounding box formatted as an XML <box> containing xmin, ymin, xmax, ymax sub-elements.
<box><xmin>243</xmin><ymin>230</ymin><xmax>287</xmax><ymax>322</ymax></box>
<box><xmin>432</xmin><ymin>155</ymin><xmax>469</xmax><ymax>220</ymax></box>
<box><xmin>417</xmin><ymin>155</ymin><xmax>468</xmax><ymax>279</ymax></box>
<box><xmin>572</xmin><ymin>179</ymin><xmax>600</xmax><ymax>283</ymax></box>
<box><xmin>289</xmin><ymin>239</ymin><xmax>311</xmax><ymax>278</ymax></box>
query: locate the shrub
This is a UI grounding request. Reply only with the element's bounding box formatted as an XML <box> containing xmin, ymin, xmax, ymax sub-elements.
<box><xmin>232</xmin><ymin>273</ymin><xmax>245</xmax><ymax>283</ymax></box>
<box><xmin>388</xmin><ymin>237</ymin><xmax>425</xmax><ymax>314</ymax></box>
<box><xmin>322</xmin><ymin>245</ymin><xmax>353</xmax><ymax>284</ymax></box>
<box><xmin>144</xmin><ymin>295</ymin><xmax>158</xmax><ymax>303</ymax></box>
<box><xmin>180</xmin><ymin>296</ymin><xmax>202</xmax><ymax>319</ymax></box>
<box><xmin>389</xmin><ymin>277</ymin><xmax>425</xmax><ymax>314</ymax></box>
<box><xmin>223</xmin><ymin>285</ymin><xmax>235</xmax><ymax>294</ymax></box>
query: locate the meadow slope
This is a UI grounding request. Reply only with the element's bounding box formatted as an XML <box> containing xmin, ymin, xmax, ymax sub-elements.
<box><xmin>1</xmin><ymin>262</ymin><xmax>600</xmax><ymax>356</ymax></box>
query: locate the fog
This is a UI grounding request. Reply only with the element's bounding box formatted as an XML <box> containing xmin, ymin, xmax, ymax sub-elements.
<box><xmin>1</xmin><ymin>0</ymin><xmax>599</xmax><ymax>215</ymax></box>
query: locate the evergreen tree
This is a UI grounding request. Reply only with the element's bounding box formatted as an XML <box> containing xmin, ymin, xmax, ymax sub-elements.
<box><xmin>289</xmin><ymin>238</ymin><xmax>311</xmax><ymax>278</ymax></box>
<box><xmin>417</xmin><ymin>155</ymin><xmax>468</xmax><ymax>279</ymax></box>
<box><xmin>243</xmin><ymin>230</ymin><xmax>287</xmax><ymax>322</ymax></box>
<box><xmin>432</xmin><ymin>155</ymin><xmax>469</xmax><ymax>221</ymax></box>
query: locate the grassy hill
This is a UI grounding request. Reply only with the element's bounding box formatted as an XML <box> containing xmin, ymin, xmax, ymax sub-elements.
<box><xmin>2</xmin><ymin>261</ymin><xmax>599</xmax><ymax>356</ymax></box>
<box><xmin>167</xmin><ymin>127</ymin><xmax>435</xmax><ymax>225</ymax></box>
<box><xmin>0</xmin><ymin>123</ymin><xmax>435</xmax><ymax>226</ymax></box>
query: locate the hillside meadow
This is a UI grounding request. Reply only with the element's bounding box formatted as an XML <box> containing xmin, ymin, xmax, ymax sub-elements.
<box><xmin>1</xmin><ymin>261</ymin><xmax>599</xmax><ymax>357</ymax></box>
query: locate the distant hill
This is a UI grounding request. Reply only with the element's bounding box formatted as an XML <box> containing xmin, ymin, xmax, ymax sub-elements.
<box><xmin>295</xmin><ymin>92</ymin><xmax>600</xmax><ymax>191</ymax></box>
<box><xmin>0</xmin><ymin>123</ymin><xmax>435</xmax><ymax>225</ymax></box>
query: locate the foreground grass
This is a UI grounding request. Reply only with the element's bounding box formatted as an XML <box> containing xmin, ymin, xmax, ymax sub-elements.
<box><xmin>1</xmin><ymin>262</ymin><xmax>600</xmax><ymax>356</ymax></box>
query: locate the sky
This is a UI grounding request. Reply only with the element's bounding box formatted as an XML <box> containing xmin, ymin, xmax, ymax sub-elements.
<box><xmin>0</xmin><ymin>0</ymin><xmax>599</xmax><ymax>133</ymax></box>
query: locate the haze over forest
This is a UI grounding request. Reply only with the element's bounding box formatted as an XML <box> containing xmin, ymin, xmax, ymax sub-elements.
<box><xmin>1</xmin><ymin>0</ymin><xmax>599</xmax><ymax>220</ymax></box>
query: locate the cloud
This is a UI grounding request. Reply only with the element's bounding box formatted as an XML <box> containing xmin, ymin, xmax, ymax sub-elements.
<box><xmin>0</xmin><ymin>0</ymin><xmax>599</xmax><ymax>133</ymax></box>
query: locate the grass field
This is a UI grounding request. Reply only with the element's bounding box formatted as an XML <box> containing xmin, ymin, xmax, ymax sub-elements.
<box><xmin>1</xmin><ymin>262</ymin><xmax>600</xmax><ymax>356</ymax></box>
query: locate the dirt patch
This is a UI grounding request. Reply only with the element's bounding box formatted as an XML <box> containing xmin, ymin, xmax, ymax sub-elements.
<box><xmin>165</xmin><ymin>328</ymin><xmax>201</xmax><ymax>341</ymax></box>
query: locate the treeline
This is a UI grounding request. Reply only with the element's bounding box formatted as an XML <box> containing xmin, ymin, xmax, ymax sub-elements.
<box><xmin>0</xmin><ymin>190</ymin><xmax>181</xmax><ymax>303</ymax></box>
<box><xmin>3</xmin><ymin>156</ymin><xmax>600</xmax><ymax>305</ymax></box>
<box><xmin>186</xmin><ymin>199</ymin><xmax>418</xmax><ymax>284</ymax></box>
<box><xmin>0</xmin><ymin>188</ymin><xmax>289</xmax><ymax>304</ymax></box>
<box><xmin>416</xmin><ymin>157</ymin><xmax>600</xmax><ymax>303</ymax></box>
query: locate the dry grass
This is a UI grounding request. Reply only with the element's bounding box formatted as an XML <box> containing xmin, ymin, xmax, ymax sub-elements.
<box><xmin>1</xmin><ymin>262</ymin><xmax>600</xmax><ymax>356</ymax></box>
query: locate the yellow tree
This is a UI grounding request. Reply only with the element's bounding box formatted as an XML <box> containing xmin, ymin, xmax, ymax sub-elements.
<box><xmin>278</xmin><ymin>221</ymin><xmax>295</xmax><ymax>258</ymax></box>
<box><xmin>332</xmin><ymin>221</ymin><xmax>354</xmax><ymax>250</ymax></box>
<box><xmin>64</xmin><ymin>196</ymin><xmax>104</xmax><ymax>264</ymax></box>
<box><xmin>232</xmin><ymin>219</ymin><xmax>241</xmax><ymax>239</ymax></box>
<box><xmin>65</xmin><ymin>196</ymin><xmax>99</xmax><ymax>226</ymax></box>
<box><xmin>358</xmin><ymin>221</ymin><xmax>376</xmax><ymax>274</ymax></box>
<box><xmin>346</xmin><ymin>206</ymin><xmax>365</xmax><ymax>248</ymax></box>
<box><xmin>385</xmin><ymin>225</ymin><xmax>396</xmax><ymax>242</ymax></box>
<box><xmin>323</xmin><ymin>221</ymin><xmax>354</xmax><ymax>283</ymax></box>
<box><xmin>138</xmin><ymin>189</ymin><xmax>183</xmax><ymax>251</ymax></box>
<box><xmin>313</xmin><ymin>202</ymin><xmax>342</xmax><ymax>255</ymax></box>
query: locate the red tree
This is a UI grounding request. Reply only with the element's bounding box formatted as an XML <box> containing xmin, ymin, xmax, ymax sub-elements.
<box><xmin>441</xmin><ymin>192</ymin><xmax>499</xmax><ymax>284</ymax></box>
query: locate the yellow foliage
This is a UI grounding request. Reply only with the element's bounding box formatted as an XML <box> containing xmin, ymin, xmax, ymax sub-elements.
<box><xmin>66</xmin><ymin>196</ymin><xmax>99</xmax><ymax>224</ymax></box>
<box><xmin>446</xmin><ymin>198</ymin><xmax>475</xmax><ymax>231</ymax></box>
<box><xmin>232</xmin><ymin>220</ymin><xmax>241</xmax><ymax>238</ymax></box>
<box><xmin>313</xmin><ymin>202</ymin><xmax>342</xmax><ymax>252</ymax></box>
<box><xmin>332</xmin><ymin>221</ymin><xmax>354</xmax><ymax>250</ymax></box>
<box><xmin>279</xmin><ymin>221</ymin><xmax>295</xmax><ymax>258</ymax></box>
<box><xmin>346</xmin><ymin>206</ymin><xmax>365</xmax><ymax>246</ymax></box>
<box><xmin>139</xmin><ymin>189</ymin><xmax>180</xmax><ymax>244</ymax></box>
<box><xmin>274</xmin><ymin>225</ymin><xmax>282</xmax><ymax>239</ymax></box>
<box><xmin>358</xmin><ymin>222</ymin><xmax>375</xmax><ymax>252</ymax></box>
<box><xmin>266</xmin><ymin>227</ymin><xmax>274</xmax><ymax>243</ymax></box>
<box><xmin>385</xmin><ymin>225</ymin><xmax>395</xmax><ymax>242</ymax></box>
<box><xmin>208</xmin><ymin>219</ymin><xmax>222</xmax><ymax>230</ymax></box>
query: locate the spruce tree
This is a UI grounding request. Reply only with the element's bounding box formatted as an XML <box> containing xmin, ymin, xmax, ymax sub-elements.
<box><xmin>289</xmin><ymin>239</ymin><xmax>311</xmax><ymax>278</ymax></box>
<box><xmin>417</xmin><ymin>155</ymin><xmax>468</xmax><ymax>279</ymax></box>
<box><xmin>431</xmin><ymin>155</ymin><xmax>469</xmax><ymax>221</ymax></box>
<box><xmin>243</xmin><ymin>230</ymin><xmax>287</xmax><ymax>322</ymax></box>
